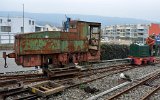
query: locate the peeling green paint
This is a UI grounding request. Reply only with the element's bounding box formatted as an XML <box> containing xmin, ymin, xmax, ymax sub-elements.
<box><xmin>22</xmin><ymin>31</ymin><xmax>61</xmax><ymax>38</ymax></box>
<box><xmin>61</xmin><ymin>41</ymin><xmax>68</xmax><ymax>52</ymax></box>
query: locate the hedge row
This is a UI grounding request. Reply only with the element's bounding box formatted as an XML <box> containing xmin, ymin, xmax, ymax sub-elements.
<box><xmin>100</xmin><ymin>44</ymin><xmax>129</xmax><ymax>60</ymax></box>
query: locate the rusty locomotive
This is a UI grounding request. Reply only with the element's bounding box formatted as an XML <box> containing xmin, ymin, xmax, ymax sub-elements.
<box><xmin>3</xmin><ymin>19</ymin><xmax>101</xmax><ymax>75</ymax></box>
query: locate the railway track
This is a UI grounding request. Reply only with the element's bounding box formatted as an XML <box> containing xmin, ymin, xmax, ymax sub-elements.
<box><xmin>107</xmin><ymin>71</ymin><xmax>160</xmax><ymax>100</ymax></box>
<box><xmin>52</xmin><ymin>63</ymin><xmax>138</xmax><ymax>87</ymax></box>
<box><xmin>0</xmin><ymin>60</ymin><xmax>159</xmax><ymax>100</ymax></box>
<box><xmin>65</xmin><ymin>67</ymin><xmax>131</xmax><ymax>89</ymax></box>
<box><xmin>141</xmin><ymin>85</ymin><xmax>160</xmax><ymax>100</ymax></box>
<box><xmin>0</xmin><ymin>57</ymin><xmax>129</xmax><ymax>78</ymax></box>
<box><xmin>1</xmin><ymin>69</ymin><xmax>159</xmax><ymax>100</ymax></box>
<box><xmin>79</xmin><ymin>64</ymin><xmax>138</xmax><ymax>78</ymax></box>
<box><xmin>4</xmin><ymin>66</ymin><xmax>131</xmax><ymax>100</ymax></box>
<box><xmin>0</xmin><ymin>62</ymin><xmax>129</xmax><ymax>81</ymax></box>
<box><xmin>1</xmin><ymin>88</ymin><xmax>40</xmax><ymax>100</ymax></box>
<box><xmin>0</xmin><ymin>63</ymin><xmax>134</xmax><ymax>100</ymax></box>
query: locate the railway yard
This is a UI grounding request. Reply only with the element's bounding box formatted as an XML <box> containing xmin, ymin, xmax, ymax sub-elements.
<box><xmin>0</xmin><ymin>58</ymin><xmax>160</xmax><ymax>100</ymax></box>
<box><xmin>0</xmin><ymin>20</ymin><xmax>160</xmax><ymax>100</ymax></box>
<box><xmin>1</xmin><ymin>0</ymin><xmax>160</xmax><ymax>99</ymax></box>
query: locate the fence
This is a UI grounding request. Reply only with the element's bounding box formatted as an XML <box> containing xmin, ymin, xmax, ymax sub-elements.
<box><xmin>0</xmin><ymin>34</ymin><xmax>14</xmax><ymax>44</ymax></box>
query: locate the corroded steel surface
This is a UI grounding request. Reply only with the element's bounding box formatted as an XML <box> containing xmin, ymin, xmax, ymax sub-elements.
<box><xmin>5</xmin><ymin>20</ymin><xmax>101</xmax><ymax>67</ymax></box>
<box><xmin>15</xmin><ymin>31</ymin><xmax>61</xmax><ymax>55</ymax></box>
<box><xmin>61</xmin><ymin>32</ymin><xmax>79</xmax><ymax>40</ymax></box>
<box><xmin>20</xmin><ymin>39</ymin><xmax>60</xmax><ymax>54</ymax></box>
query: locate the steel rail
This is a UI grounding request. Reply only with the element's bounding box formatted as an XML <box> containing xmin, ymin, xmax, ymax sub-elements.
<box><xmin>66</xmin><ymin>68</ymin><xmax>132</xmax><ymax>89</ymax></box>
<box><xmin>107</xmin><ymin>72</ymin><xmax>160</xmax><ymax>100</ymax></box>
<box><xmin>141</xmin><ymin>85</ymin><xmax>160</xmax><ymax>100</ymax></box>
<box><xmin>79</xmin><ymin>64</ymin><xmax>139</xmax><ymax>78</ymax></box>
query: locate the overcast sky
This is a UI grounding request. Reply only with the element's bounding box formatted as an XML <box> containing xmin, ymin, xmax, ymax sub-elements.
<box><xmin>0</xmin><ymin>0</ymin><xmax>160</xmax><ymax>21</ymax></box>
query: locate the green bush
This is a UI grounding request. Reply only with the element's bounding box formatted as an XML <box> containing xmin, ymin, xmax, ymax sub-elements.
<box><xmin>100</xmin><ymin>44</ymin><xmax>129</xmax><ymax>60</ymax></box>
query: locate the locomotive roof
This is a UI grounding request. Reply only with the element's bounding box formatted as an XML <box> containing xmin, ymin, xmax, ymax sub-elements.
<box><xmin>70</xmin><ymin>20</ymin><xmax>101</xmax><ymax>26</ymax></box>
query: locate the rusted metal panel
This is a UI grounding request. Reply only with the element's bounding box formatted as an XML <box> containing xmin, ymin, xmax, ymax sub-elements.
<box><xmin>74</xmin><ymin>40</ymin><xmax>88</xmax><ymax>51</ymax></box>
<box><xmin>69</xmin><ymin>28</ymin><xmax>77</xmax><ymax>33</ymax></box>
<box><xmin>69</xmin><ymin>21</ymin><xmax>78</xmax><ymax>32</ymax></box>
<box><xmin>15</xmin><ymin>56</ymin><xmax>23</xmax><ymax>65</ymax></box>
<box><xmin>68</xmin><ymin>32</ymin><xmax>79</xmax><ymax>40</ymax></box>
<box><xmin>19</xmin><ymin>39</ymin><xmax>60</xmax><ymax>55</ymax></box>
<box><xmin>87</xmin><ymin>51</ymin><xmax>100</xmax><ymax>62</ymax></box>
<box><xmin>22</xmin><ymin>55</ymin><xmax>41</xmax><ymax>67</ymax></box>
<box><xmin>78</xmin><ymin>22</ymin><xmax>88</xmax><ymax>40</ymax></box>
<box><xmin>15</xmin><ymin>31</ymin><xmax>61</xmax><ymax>55</ymax></box>
<box><xmin>60</xmin><ymin>32</ymin><xmax>79</xmax><ymax>40</ymax></box>
<box><xmin>14</xmin><ymin>37</ymin><xmax>20</xmax><ymax>55</ymax></box>
<box><xmin>61</xmin><ymin>40</ymin><xmax>88</xmax><ymax>52</ymax></box>
<box><xmin>60</xmin><ymin>32</ymin><xmax>68</xmax><ymax>40</ymax></box>
<box><xmin>68</xmin><ymin>41</ymin><xmax>75</xmax><ymax>52</ymax></box>
<box><xmin>61</xmin><ymin>41</ymin><xmax>68</xmax><ymax>52</ymax></box>
<box><xmin>58</xmin><ymin>53</ymin><xmax>68</xmax><ymax>64</ymax></box>
<box><xmin>7</xmin><ymin>52</ymin><xmax>16</xmax><ymax>58</ymax></box>
<box><xmin>77</xmin><ymin>52</ymin><xmax>88</xmax><ymax>62</ymax></box>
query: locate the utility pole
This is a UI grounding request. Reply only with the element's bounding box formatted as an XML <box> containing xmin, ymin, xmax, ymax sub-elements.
<box><xmin>23</xmin><ymin>4</ymin><xmax>24</xmax><ymax>33</ymax></box>
<box><xmin>8</xmin><ymin>14</ymin><xmax>11</xmax><ymax>44</ymax></box>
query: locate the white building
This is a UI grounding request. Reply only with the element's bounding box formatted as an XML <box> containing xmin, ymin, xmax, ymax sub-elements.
<box><xmin>0</xmin><ymin>17</ymin><xmax>35</xmax><ymax>43</ymax></box>
<box><xmin>35</xmin><ymin>24</ymin><xmax>45</xmax><ymax>32</ymax></box>
<box><xmin>35</xmin><ymin>24</ymin><xmax>61</xmax><ymax>32</ymax></box>
<box><xmin>44</xmin><ymin>24</ymin><xmax>61</xmax><ymax>31</ymax></box>
<box><xmin>102</xmin><ymin>24</ymin><xmax>149</xmax><ymax>44</ymax></box>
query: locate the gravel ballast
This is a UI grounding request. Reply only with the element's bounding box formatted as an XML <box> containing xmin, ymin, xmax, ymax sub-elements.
<box><xmin>42</xmin><ymin>64</ymin><xmax>160</xmax><ymax>100</ymax></box>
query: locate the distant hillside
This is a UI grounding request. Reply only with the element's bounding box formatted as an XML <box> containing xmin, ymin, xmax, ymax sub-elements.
<box><xmin>0</xmin><ymin>11</ymin><xmax>155</xmax><ymax>27</ymax></box>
